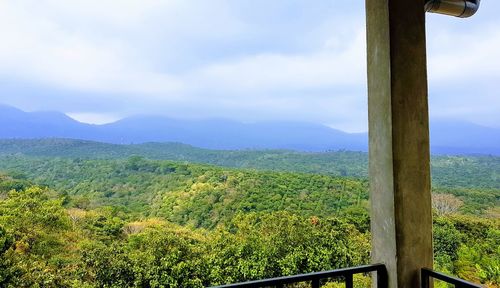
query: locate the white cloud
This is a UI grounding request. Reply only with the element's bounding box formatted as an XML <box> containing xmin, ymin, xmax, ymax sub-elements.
<box><xmin>428</xmin><ymin>25</ymin><xmax>500</xmax><ymax>83</ymax></box>
<box><xmin>66</xmin><ymin>112</ymin><xmax>121</xmax><ymax>125</ymax></box>
<box><xmin>192</xmin><ymin>28</ymin><xmax>366</xmax><ymax>94</ymax></box>
<box><xmin>427</xmin><ymin>20</ymin><xmax>500</xmax><ymax>128</ymax></box>
<box><xmin>0</xmin><ymin>1</ymin><xmax>185</xmax><ymax>95</ymax></box>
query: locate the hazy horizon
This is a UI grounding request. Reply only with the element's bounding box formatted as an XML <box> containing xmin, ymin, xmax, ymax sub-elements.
<box><xmin>3</xmin><ymin>103</ymin><xmax>500</xmax><ymax>134</ymax></box>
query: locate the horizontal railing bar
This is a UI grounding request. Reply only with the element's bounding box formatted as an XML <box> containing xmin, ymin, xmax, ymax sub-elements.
<box><xmin>210</xmin><ymin>264</ymin><xmax>385</xmax><ymax>288</ymax></box>
<box><xmin>421</xmin><ymin>268</ymin><xmax>483</xmax><ymax>288</ymax></box>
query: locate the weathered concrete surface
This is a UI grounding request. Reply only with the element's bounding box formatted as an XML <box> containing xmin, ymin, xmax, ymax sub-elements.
<box><xmin>366</xmin><ymin>0</ymin><xmax>433</xmax><ymax>287</ymax></box>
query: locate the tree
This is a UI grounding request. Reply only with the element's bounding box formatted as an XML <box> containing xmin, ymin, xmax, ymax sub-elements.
<box><xmin>432</xmin><ymin>193</ymin><xmax>464</xmax><ymax>216</ymax></box>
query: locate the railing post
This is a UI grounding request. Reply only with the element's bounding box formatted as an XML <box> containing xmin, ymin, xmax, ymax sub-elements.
<box><xmin>377</xmin><ymin>265</ymin><xmax>388</xmax><ymax>288</ymax></box>
<box><xmin>421</xmin><ymin>269</ymin><xmax>430</xmax><ymax>288</ymax></box>
<box><xmin>345</xmin><ymin>274</ymin><xmax>354</xmax><ymax>288</ymax></box>
<box><xmin>311</xmin><ymin>278</ymin><xmax>320</xmax><ymax>288</ymax></box>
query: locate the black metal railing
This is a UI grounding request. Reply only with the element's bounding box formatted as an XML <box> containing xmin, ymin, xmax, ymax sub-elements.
<box><xmin>421</xmin><ymin>268</ymin><xmax>483</xmax><ymax>288</ymax></box>
<box><xmin>210</xmin><ymin>263</ymin><xmax>387</xmax><ymax>288</ymax></box>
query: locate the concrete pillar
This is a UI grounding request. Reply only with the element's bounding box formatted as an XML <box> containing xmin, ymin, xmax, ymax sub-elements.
<box><xmin>365</xmin><ymin>0</ymin><xmax>433</xmax><ymax>287</ymax></box>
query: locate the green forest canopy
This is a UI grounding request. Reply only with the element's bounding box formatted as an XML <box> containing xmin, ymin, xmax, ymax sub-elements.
<box><xmin>0</xmin><ymin>140</ymin><xmax>499</xmax><ymax>287</ymax></box>
<box><xmin>0</xmin><ymin>138</ymin><xmax>499</xmax><ymax>189</ymax></box>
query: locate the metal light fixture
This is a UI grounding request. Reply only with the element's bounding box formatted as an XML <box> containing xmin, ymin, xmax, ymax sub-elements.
<box><xmin>425</xmin><ymin>0</ymin><xmax>480</xmax><ymax>18</ymax></box>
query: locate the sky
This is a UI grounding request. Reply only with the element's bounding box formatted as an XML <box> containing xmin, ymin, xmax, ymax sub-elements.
<box><xmin>0</xmin><ymin>0</ymin><xmax>499</xmax><ymax>132</ymax></box>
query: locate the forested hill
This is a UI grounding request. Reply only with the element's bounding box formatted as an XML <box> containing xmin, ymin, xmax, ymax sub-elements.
<box><xmin>0</xmin><ymin>157</ymin><xmax>373</xmax><ymax>227</ymax></box>
<box><xmin>0</xmin><ymin>138</ymin><xmax>499</xmax><ymax>189</ymax></box>
<box><xmin>0</xmin><ymin>155</ymin><xmax>498</xmax><ymax>221</ymax></box>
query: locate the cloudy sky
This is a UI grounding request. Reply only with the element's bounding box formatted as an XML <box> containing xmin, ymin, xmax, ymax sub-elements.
<box><xmin>0</xmin><ymin>0</ymin><xmax>499</xmax><ymax>132</ymax></box>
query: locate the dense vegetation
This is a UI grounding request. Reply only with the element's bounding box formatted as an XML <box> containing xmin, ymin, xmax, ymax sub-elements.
<box><xmin>0</xmin><ymin>174</ymin><xmax>498</xmax><ymax>287</ymax></box>
<box><xmin>0</xmin><ymin>140</ymin><xmax>498</xmax><ymax>287</ymax></box>
<box><xmin>0</xmin><ymin>152</ymin><xmax>497</xmax><ymax>217</ymax></box>
<box><xmin>0</xmin><ymin>156</ymin><xmax>370</xmax><ymax>227</ymax></box>
<box><xmin>0</xmin><ymin>174</ymin><xmax>372</xmax><ymax>287</ymax></box>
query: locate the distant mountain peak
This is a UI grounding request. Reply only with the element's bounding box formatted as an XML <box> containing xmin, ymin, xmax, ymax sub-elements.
<box><xmin>0</xmin><ymin>105</ymin><xmax>498</xmax><ymax>155</ymax></box>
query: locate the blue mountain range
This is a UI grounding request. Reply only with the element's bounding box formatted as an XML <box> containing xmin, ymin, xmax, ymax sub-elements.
<box><xmin>1</xmin><ymin>104</ymin><xmax>499</xmax><ymax>155</ymax></box>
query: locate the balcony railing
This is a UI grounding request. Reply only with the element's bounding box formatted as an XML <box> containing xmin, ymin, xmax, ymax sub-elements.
<box><xmin>421</xmin><ymin>268</ymin><xmax>483</xmax><ymax>288</ymax></box>
<box><xmin>210</xmin><ymin>263</ymin><xmax>388</xmax><ymax>288</ymax></box>
<box><xmin>210</xmin><ymin>265</ymin><xmax>484</xmax><ymax>288</ymax></box>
